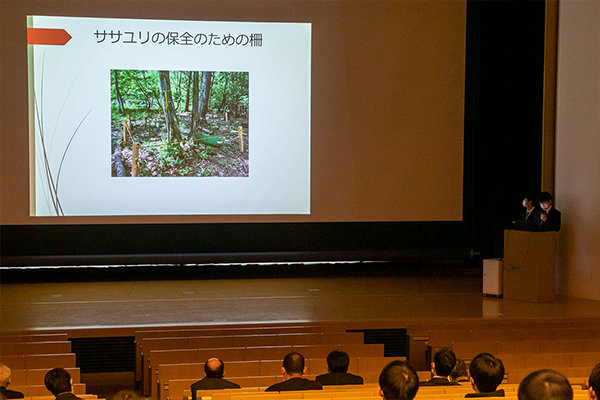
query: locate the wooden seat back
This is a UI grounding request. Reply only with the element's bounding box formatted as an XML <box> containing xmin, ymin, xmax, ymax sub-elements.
<box><xmin>9</xmin><ymin>368</ymin><xmax>81</xmax><ymax>386</ymax></box>
<box><xmin>136</xmin><ymin>325</ymin><xmax>347</xmax><ymax>381</ymax></box>
<box><xmin>0</xmin><ymin>342</ymin><xmax>71</xmax><ymax>356</ymax></box>
<box><xmin>0</xmin><ymin>334</ymin><xmax>69</xmax><ymax>343</ymax></box>
<box><xmin>10</xmin><ymin>383</ymin><xmax>86</xmax><ymax>397</ymax></box>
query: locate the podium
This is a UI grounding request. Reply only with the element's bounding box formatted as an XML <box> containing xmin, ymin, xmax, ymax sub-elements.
<box><xmin>503</xmin><ymin>229</ymin><xmax>556</xmax><ymax>302</ymax></box>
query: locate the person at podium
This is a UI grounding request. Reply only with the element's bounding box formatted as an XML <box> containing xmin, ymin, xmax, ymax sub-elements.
<box><xmin>512</xmin><ymin>194</ymin><xmax>540</xmax><ymax>231</ymax></box>
<box><xmin>537</xmin><ymin>192</ymin><xmax>561</xmax><ymax>231</ymax></box>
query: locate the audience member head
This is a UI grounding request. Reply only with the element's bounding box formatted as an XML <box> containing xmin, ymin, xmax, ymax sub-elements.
<box><xmin>326</xmin><ymin>350</ymin><xmax>351</xmax><ymax>373</ymax></box>
<box><xmin>44</xmin><ymin>368</ymin><xmax>73</xmax><ymax>396</ymax></box>
<box><xmin>538</xmin><ymin>192</ymin><xmax>554</xmax><ymax>211</ymax></box>
<box><xmin>589</xmin><ymin>363</ymin><xmax>600</xmax><ymax>400</ymax></box>
<box><xmin>204</xmin><ymin>358</ymin><xmax>225</xmax><ymax>379</ymax></box>
<box><xmin>518</xmin><ymin>369</ymin><xmax>573</xmax><ymax>400</ymax></box>
<box><xmin>469</xmin><ymin>353</ymin><xmax>504</xmax><ymax>393</ymax></box>
<box><xmin>0</xmin><ymin>364</ymin><xmax>12</xmax><ymax>388</ymax></box>
<box><xmin>112</xmin><ymin>390</ymin><xmax>139</xmax><ymax>400</ymax></box>
<box><xmin>432</xmin><ymin>348</ymin><xmax>456</xmax><ymax>378</ymax></box>
<box><xmin>379</xmin><ymin>360</ymin><xmax>419</xmax><ymax>400</ymax></box>
<box><xmin>451</xmin><ymin>359</ymin><xmax>469</xmax><ymax>382</ymax></box>
<box><xmin>281</xmin><ymin>352</ymin><xmax>305</xmax><ymax>378</ymax></box>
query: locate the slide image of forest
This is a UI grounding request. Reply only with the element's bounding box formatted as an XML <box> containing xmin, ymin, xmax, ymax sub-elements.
<box><xmin>111</xmin><ymin>69</ymin><xmax>249</xmax><ymax>177</ymax></box>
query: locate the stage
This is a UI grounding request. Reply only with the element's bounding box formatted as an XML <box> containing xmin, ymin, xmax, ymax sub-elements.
<box><xmin>2</xmin><ymin>266</ymin><xmax>600</xmax><ymax>332</ymax></box>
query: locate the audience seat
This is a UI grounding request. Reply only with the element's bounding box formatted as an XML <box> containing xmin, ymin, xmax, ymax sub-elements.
<box><xmin>0</xmin><ymin>333</ymin><xmax>69</xmax><ymax>343</ymax></box>
<box><xmin>181</xmin><ymin>385</ymin><xmax>590</xmax><ymax>400</ymax></box>
<box><xmin>10</xmin><ymin>383</ymin><xmax>87</xmax><ymax>397</ymax></box>
<box><xmin>0</xmin><ymin>341</ymin><xmax>72</xmax><ymax>356</ymax></box>
<box><xmin>9</xmin><ymin>368</ymin><xmax>81</xmax><ymax>387</ymax></box>
<box><xmin>147</xmin><ymin>344</ymin><xmax>384</xmax><ymax>396</ymax></box>
<box><xmin>135</xmin><ymin>325</ymin><xmax>348</xmax><ymax>381</ymax></box>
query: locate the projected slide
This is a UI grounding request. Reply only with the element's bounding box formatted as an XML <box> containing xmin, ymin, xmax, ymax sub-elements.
<box><xmin>27</xmin><ymin>16</ymin><xmax>311</xmax><ymax>216</ymax></box>
<box><xmin>110</xmin><ymin>70</ymin><xmax>249</xmax><ymax>178</ymax></box>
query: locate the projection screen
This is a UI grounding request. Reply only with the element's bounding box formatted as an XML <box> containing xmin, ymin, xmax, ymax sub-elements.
<box><xmin>0</xmin><ymin>0</ymin><xmax>467</xmax><ymax>266</ymax></box>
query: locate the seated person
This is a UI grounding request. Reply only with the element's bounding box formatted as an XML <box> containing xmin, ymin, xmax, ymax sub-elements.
<box><xmin>512</xmin><ymin>194</ymin><xmax>540</xmax><ymax>231</ymax></box>
<box><xmin>191</xmin><ymin>358</ymin><xmax>240</xmax><ymax>400</ymax></box>
<box><xmin>537</xmin><ymin>192</ymin><xmax>561</xmax><ymax>231</ymax></box>
<box><xmin>0</xmin><ymin>364</ymin><xmax>24</xmax><ymax>399</ymax></box>
<box><xmin>316</xmin><ymin>350</ymin><xmax>364</xmax><ymax>385</ymax></box>
<box><xmin>379</xmin><ymin>360</ymin><xmax>419</xmax><ymax>400</ymax></box>
<box><xmin>420</xmin><ymin>348</ymin><xmax>460</xmax><ymax>386</ymax></box>
<box><xmin>588</xmin><ymin>362</ymin><xmax>600</xmax><ymax>400</ymax></box>
<box><xmin>518</xmin><ymin>369</ymin><xmax>572</xmax><ymax>400</ymax></box>
<box><xmin>44</xmin><ymin>368</ymin><xmax>82</xmax><ymax>400</ymax></box>
<box><xmin>466</xmin><ymin>353</ymin><xmax>505</xmax><ymax>397</ymax></box>
<box><xmin>451</xmin><ymin>359</ymin><xmax>470</xmax><ymax>384</ymax></box>
<box><xmin>265</xmin><ymin>352</ymin><xmax>322</xmax><ymax>392</ymax></box>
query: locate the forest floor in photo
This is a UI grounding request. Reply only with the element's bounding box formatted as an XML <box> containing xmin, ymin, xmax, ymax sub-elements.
<box><xmin>111</xmin><ymin>111</ymin><xmax>249</xmax><ymax>178</ymax></box>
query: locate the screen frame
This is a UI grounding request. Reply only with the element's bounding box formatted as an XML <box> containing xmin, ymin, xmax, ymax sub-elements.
<box><xmin>1</xmin><ymin>1</ymin><xmax>471</xmax><ymax>267</ymax></box>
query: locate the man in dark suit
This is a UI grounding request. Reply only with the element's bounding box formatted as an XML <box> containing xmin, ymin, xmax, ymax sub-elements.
<box><xmin>190</xmin><ymin>358</ymin><xmax>240</xmax><ymax>400</ymax></box>
<box><xmin>537</xmin><ymin>192</ymin><xmax>561</xmax><ymax>231</ymax></box>
<box><xmin>465</xmin><ymin>353</ymin><xmax>505</xmax><ymax>397</ymax></box>
<box><xmin>44</xmin><ymin>368</ymin><xmax>82</xmax><ymax>400</ymax></box>
<box><xmin>265</xmin><ymin>352</ymin><xmax>322</xmax><ymax>392</ymax></box>
<box><xmin>512</xmin><ymin>194</ymin><xmax>541</xmax><ymax>231</ymax></box>
<box><xmin>420</xmin><ymin>348</ymin><xmax>460</xmax><ymax>386</ymax></box>
<box><xmin>379</xmin><ymin>360</ymin><xmax>419</xmax><ymax>400</ymax></box>
<box><xmin>0</xmin><ymin>364</ymin><xmax>24</xmax><ymax>399</ymax></box>
<box><xmin>316</xmin><ymin>350</ymin><xmax>363</xmax><ymax>385</ymax></box>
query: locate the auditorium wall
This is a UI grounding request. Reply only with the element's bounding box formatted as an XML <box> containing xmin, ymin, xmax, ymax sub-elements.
<box><xmin>555</xmin><ymin>0</ymin><xmax>600</xmax><ymax>300</ymax></box>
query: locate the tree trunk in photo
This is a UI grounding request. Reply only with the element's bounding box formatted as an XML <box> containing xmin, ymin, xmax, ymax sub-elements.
<box><xmin>142</xmin><ymin>70</ymin><xmax>161</xmax><ymax>111</ymax></box>
<box><xmin>112</xmin><ymin>146</ymin><xmax>125</xmax><ymax>177</ymax></box>
<box><xmin>158</xmin><ymin>71</ymin><xmax>182</xmax><ymax>142</ymax></box>
<box><xmin>233</xmin><ymin>92</ymin><xmax>240</xmax><ymax>119</ymax></box>
<box><xmin>184</xmin><ymin>71</ymin><xmax>192</xmax><ymax>112</ymax></box>
<box><xmin>113</xmin><ymin>70</ymin><xmax>125</xmax><ymax>113</ymax></box>
<box><xmin>189</xmin><ymin>71</ymin><xmax>200</xmax><ymax>140</ymax></box>
<box><xmin>131</xmin><ymin>73</ymin><xmax>153</xmax><ymax>112</ymax></box>
<box><xmin>219</xmin><ymin>72</ymin><xmax>230</xmax><ymax>112</ymax></box>
<box><xmin>174</xmin><ymin>71</ymin><xmax>183</xmax><ymax>110</ymax></box>
<box><xmin>198</xmin><ymin>71</ymin><xmax>213</xmax><ymax>126</ymax></box>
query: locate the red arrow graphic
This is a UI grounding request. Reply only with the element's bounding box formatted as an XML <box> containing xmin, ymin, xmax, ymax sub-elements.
<box><xmin>27</xmin><ymin>28</ymin><xmax>72</xmax><ymax>45</ymax></box>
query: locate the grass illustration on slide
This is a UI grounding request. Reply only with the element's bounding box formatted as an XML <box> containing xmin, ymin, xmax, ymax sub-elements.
<box><xmin>33</xmin><ymin>53</ymin><xmax>92</xmax><ymax>216</ymax></box>
<box><xmin>111</xmin><ymin>69</ymin><xmax>249</xmax><ymax>178</ymax></box>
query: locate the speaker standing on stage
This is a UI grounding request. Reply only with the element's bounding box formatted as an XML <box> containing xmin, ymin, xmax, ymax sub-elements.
<box><xmin>537</xmin><ymin>192</ymin><xmax>561</xmax><ymax>232</ymax></box>
<box><xmin>512</xmin><ymin>194</ymin><xmax>540</xmax><ymax>231</ymax></box>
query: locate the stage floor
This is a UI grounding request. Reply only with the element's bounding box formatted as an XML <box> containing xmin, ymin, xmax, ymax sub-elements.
<box><xmin>3</xmin><ymin>269</ymin><xmax>600</xmax><ymax>331</ymax></box>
